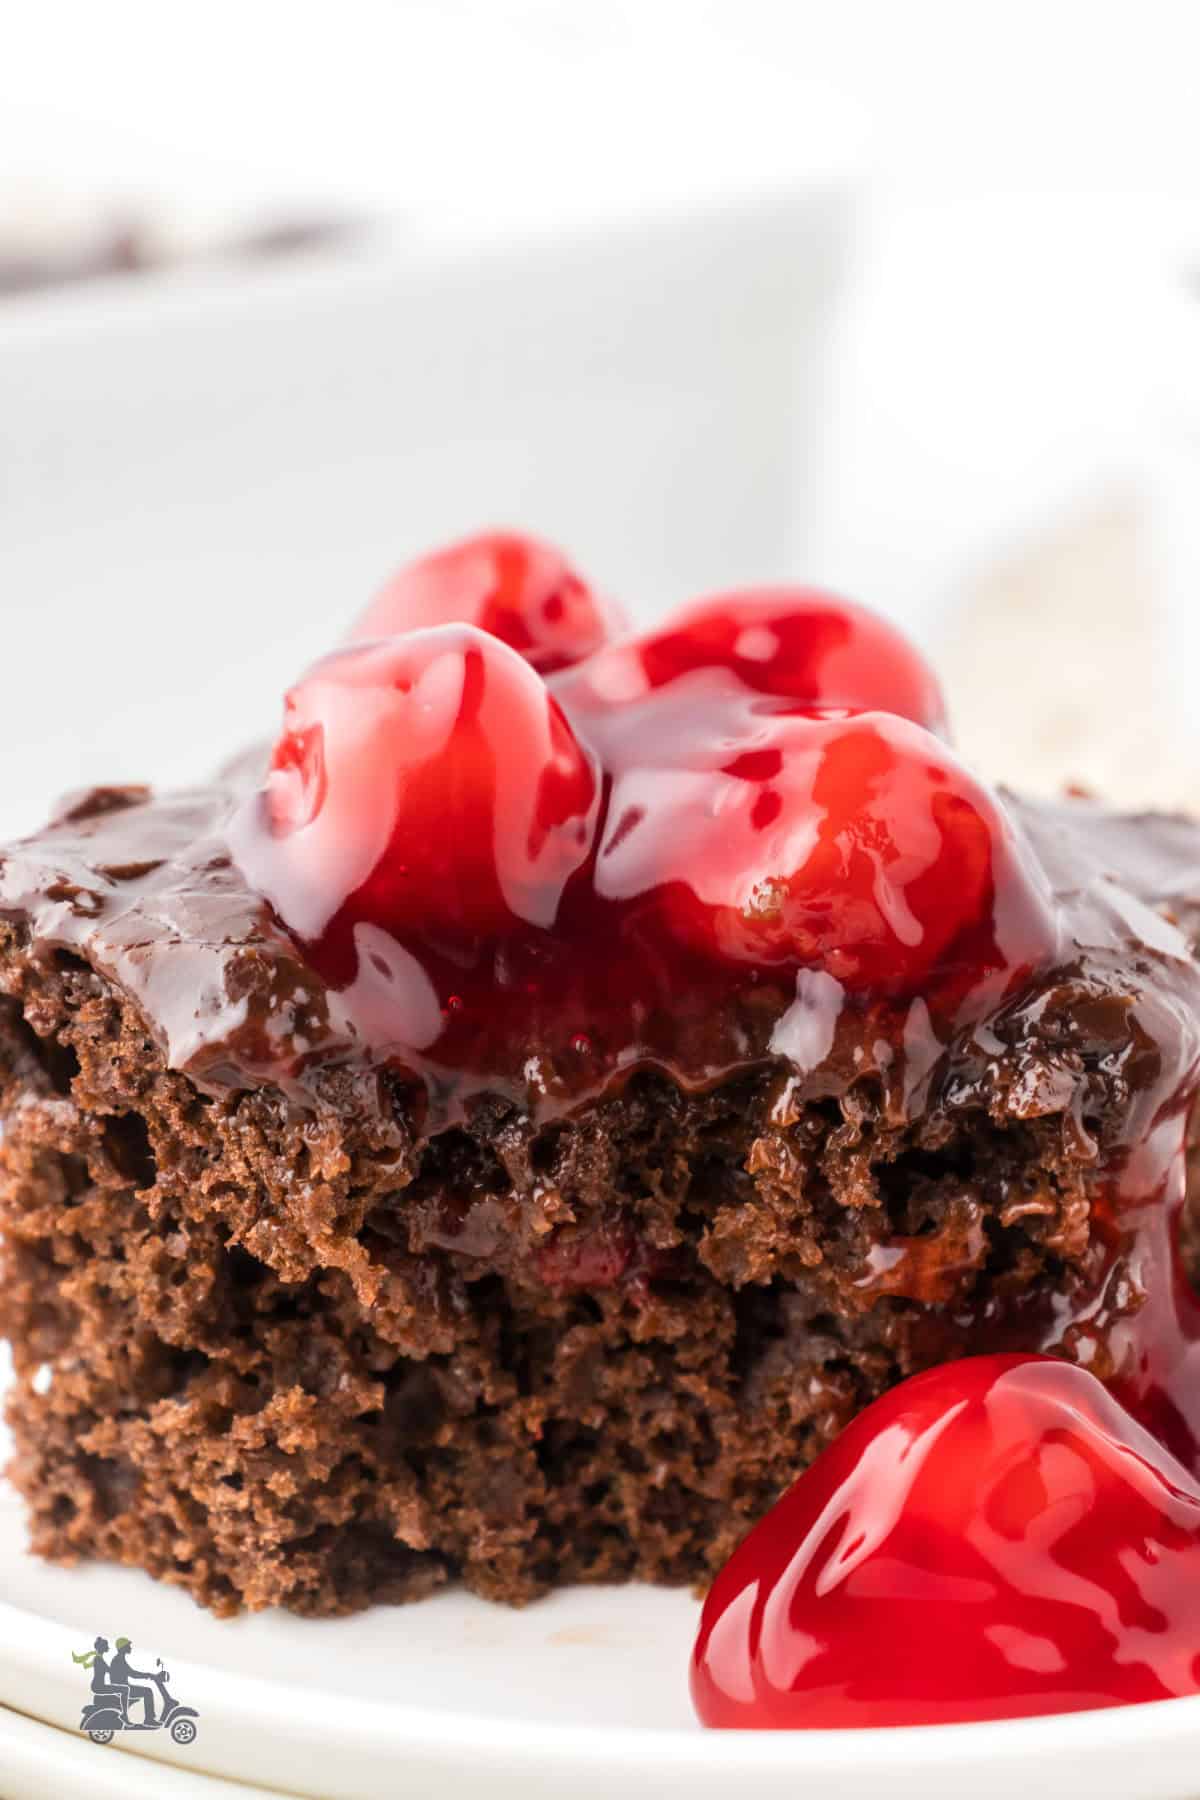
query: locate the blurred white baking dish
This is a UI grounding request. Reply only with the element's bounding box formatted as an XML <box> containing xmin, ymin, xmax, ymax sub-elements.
<box><xmin>0</xmin><ymin>162</ymin><xmax>855</xmax><ymax>844</ymax></box>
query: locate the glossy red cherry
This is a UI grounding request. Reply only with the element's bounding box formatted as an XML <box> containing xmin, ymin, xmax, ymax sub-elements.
<box><xmin>596</xmin><ymin>709</ymin><xmax>1053</xmax><ymax>997</ymax></box>
<box><xmin>535</xmin><ymin>1217</ymin><xmax>690</xmax><ymax>1296</ymax></box>
<box><xmin>349</xmin><ymin>530</ymin><xmax>625</xmax><ymax>675</ymax></box>
<box><xmin>231</xmin><ymin>626</ymin><xmax>599</xmax><ymax>944</ymax></box>
<box><xmin>692</xmin><ymin>1354</ymin><xmax>1200</xmax><ymax>1729</ymax></box>
<box><xmin>555</xmin><ymin>587</ymin><xmax>946</xmax><ymax>730</ymax></box>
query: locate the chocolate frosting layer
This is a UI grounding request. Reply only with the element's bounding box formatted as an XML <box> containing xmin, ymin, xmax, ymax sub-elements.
<box><xmin>1</xmin><ymin>781</ymin><xmax>1200</xmax><ymax>1138</ymax></box>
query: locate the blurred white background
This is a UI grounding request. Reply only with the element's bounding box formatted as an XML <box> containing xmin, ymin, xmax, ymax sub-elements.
<box><xmin>1</xmin><ymin>0</ymin><xmax>1198</xmax><ymax>840</ymax></box>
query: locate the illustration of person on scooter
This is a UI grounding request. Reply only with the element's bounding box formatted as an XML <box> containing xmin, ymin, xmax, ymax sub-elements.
<box><xmin>73</xmin><ymin>1632</ymin><xmax>200</xmax><ymax>1746</ymax></box>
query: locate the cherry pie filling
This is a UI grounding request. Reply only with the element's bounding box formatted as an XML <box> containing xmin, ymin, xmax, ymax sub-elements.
<box><xmin>231</xmin><ymin>529</ymin><xmax>1200</xmax><ymax>1726</ymax></box>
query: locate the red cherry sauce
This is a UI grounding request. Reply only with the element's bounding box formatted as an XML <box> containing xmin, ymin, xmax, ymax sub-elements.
<box><xmin>231</xmin><ymin>578</ymin><xmax>1055</xmax><ymax>1111</ymax></box>
<box><xmin>231</xmin><ymin>548</ymin><xmax>1200</xmax><ymax>1731</ymax></box>
<box><xmin>690</xmin><ymin>886</ymin><xmax>1200</xmax><ymax>1729</ymax></box>
<box><xmin>691</xmin><ymin>1354</ymin><xmax>1200</xmax><ymax>1728</ymax></box>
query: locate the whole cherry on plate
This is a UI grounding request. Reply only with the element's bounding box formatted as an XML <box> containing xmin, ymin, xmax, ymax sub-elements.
<box><xmin>595</xmin><ymin>708</ymin><xmax>1054</xmax><ymax>998</ymax></box>
<box><xmin>553</xmin><ymin>586</ymin><xmax>947</xmax><ymax>732</ymax></box>
<box><xmin>229</xmin><ymin>625</ymin><xmax>600</xmax><ymax>946</ymax></box>
<box><xmin>692</xmin><ymin>1353</ymin><xmax>1200</xmax><ymax>1729</ymax></box>
<box><xmin>348</xmin><ymin>529</ymin><xmax>626</xmax><ymax>675</ymax></box>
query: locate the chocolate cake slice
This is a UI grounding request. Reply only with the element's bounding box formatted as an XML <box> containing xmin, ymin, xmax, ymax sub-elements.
<box><xmin>2</xmin><ymin>544</ymin><xmax>1199</xmax><ymax>1619</ymax></box>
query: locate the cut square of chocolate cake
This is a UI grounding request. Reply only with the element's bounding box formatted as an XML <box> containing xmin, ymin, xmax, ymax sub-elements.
<box><xmin>2</xmin><ymin>531</ymin><xmax>1199</xmax><ymax>1619</ymax></box>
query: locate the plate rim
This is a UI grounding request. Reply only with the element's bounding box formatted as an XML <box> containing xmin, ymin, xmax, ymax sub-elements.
<box><xmin>5</xmin><ymin>1579</ymin><xmax>1200</xmax><ymax>1775</ymax></box>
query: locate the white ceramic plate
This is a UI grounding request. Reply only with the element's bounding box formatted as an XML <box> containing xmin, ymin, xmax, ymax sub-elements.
<box><xmin>0</xmin><ymin>1701</ymin><xmax>267</xmax><ymax>1800</ymax></box>
<box><xmin>4</xmin><ymin>1446</ymin><xmax>1200</xmax><ymax>1800</ymax></box>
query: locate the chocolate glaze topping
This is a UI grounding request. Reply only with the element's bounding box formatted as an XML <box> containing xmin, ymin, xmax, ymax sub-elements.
<box><xmin>1</xmin><ymin>780</ymin><xmax>1197</xmax><ymax>1127</ymax></box>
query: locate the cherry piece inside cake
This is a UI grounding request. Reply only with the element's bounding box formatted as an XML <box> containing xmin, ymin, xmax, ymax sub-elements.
<box><xmin>2</xmin><ymin>527</ymin><xmax>1199</xmax><ymax>1655</ymax></box>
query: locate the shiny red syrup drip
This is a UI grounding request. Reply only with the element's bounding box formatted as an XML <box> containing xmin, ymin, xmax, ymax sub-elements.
<box><xmin>349</xmin><ymin>529</ymin><xmax>627</xmax><ymax>675</ymax></box>
<box><xmin>691</xmin><ymin>1354</ymin><xmax>1200</xmax><ymax>1729</ymax></box>
<box><xmin>232</xmin><ymin>559</ymin><xmax>1055</xmax><ymax>1098</ymax></box>
<box><xmin>1041</xmin><ymin>1115</ymin><xmax>1200</xmax><ymax>1480</ymax></box>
